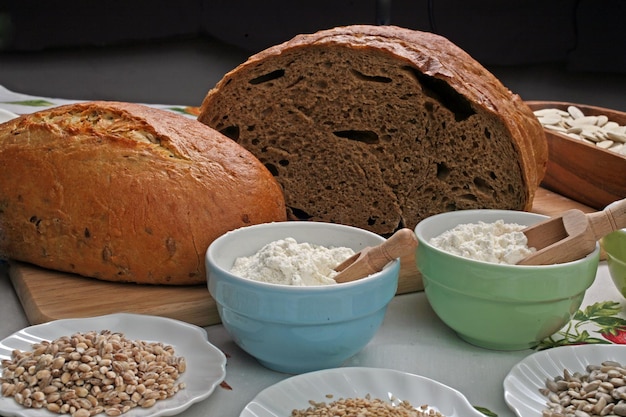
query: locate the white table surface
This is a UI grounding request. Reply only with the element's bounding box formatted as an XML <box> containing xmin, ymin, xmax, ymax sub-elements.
<box><xmin>1</xmin><ymin>261</ymin><xmax>620</xmax><ymax>417</ymax></box>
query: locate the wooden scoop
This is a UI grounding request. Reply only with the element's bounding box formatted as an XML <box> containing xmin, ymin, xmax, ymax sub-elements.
<box><xmin>517</xmin><ymin>198</ymin><xmax>626</xmax><ymax>265</ymax></box>
<box><xmin>333</xmin><ymin>228</ymin><xmax>418</xmax><ymax>283</ymax></box>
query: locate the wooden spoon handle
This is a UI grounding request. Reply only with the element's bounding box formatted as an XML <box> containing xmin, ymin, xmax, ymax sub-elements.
<box><xmin>334</xmin><ymin>228</ymin><xmax>418</xmax><ymax>283</ymax></box>
<box><xmin>589</xmin><ymin>198</ymin><xmax>626</xmax><ymax>239</ymax></box>
<box><xmin>364</xmin><ymin>228</ymin><xmax>418</xmax><ymax>271</ymax></box>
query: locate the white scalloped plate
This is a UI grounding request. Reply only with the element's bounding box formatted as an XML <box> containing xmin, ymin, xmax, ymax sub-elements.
<box><xmin>240</xmin><ymin>367</ymin><xmax>484</xmax><ymax>417</ymax></box>
<box><xmin>504</xmin><ymin>344</ymin><xmax>626</xmax><ymax>417</ymax></box>
<box><xmin>0</xmin><ymin>313</ymin><xmax>227</xmax><ymax>417</ymax></box>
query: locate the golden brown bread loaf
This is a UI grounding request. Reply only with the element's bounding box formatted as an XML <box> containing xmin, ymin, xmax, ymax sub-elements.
<box><xmin>0</xmin><ymin>101</ymin><xmax>286</xmax><ymax>285</ymax></box>
<box><xmin>198</xmin><ymin>25</ymin><xmax>548</xmax><ymax>235</ymax></box>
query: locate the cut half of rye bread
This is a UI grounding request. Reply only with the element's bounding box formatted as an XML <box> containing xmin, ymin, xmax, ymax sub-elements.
<box><xmin>198</xmin><ymin>25</ymin><xmax>548</xmax><ymax>235</ymax></box>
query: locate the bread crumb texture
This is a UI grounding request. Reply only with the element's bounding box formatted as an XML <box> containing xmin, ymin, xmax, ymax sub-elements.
<box><xmin>199</xmin><ymin>25</ymin><xmax>547</xmax><ymax>235</ymax></box>
<box><xmin>0</xmin><ymin>101</ymin><xmax>286</xmax><ymax>284</ymax></box>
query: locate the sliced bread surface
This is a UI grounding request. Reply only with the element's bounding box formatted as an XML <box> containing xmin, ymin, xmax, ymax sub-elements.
<box><xmin>198</xmin><ymin>25</ymin><xmax>547</xmax><ymax>235</ymax></box>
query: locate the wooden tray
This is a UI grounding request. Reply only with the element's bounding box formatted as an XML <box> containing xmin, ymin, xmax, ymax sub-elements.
<box><xmin>526</xmin><ymin>101</ymin><xmax>626</xmax><ymax>210</ymax></box>
<box><xmin>8</xmin><ymin>188</ymin><xmax>593</xmax><ymax>328</ymax></box>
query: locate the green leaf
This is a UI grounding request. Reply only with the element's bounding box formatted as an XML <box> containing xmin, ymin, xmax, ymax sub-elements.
<box><xmin>537</xmin><ymin>339</ymin><xmax>564</xmax><ymax>350</ymax></box>
<box><xmin>573</xmin><ymin>310</ymin><xmax>588</xmax><ymax>321</ymax></box>
<box><xmin>592</xmin><ymin>316</ymin><xmax>626</xmax><ymax>333</ymax></box>
<box><xmin>537</xmin><ymin>331</ymin><xmax>611</xmax><ymax>350</ymax></box>
<box><xmin>2</xmin><ymin>99</ymin><xmax>55</xmax><ymax>107</ymax></box>
<box><xmin>580</xmin><ymin>338</ymin><xmax>613</xmax><ymax>345</ymax></box>
<box><xmin>166</xmin><ymin>106</ymin><xmax>199</xmax><ymax>117</ymax></box>
<box><xmin>583</xmin><ymin>301</ymin><xmax>623</xmax><ymax>318</ymax></box>
<box><xmin>474</xmin><ymin>406</ymin><xmax>498</xmax><ymax>417</ymax></box>
<box><xmin>167</xmin><ymin>107</ymin><xmax>189</xmax><ymax>114</ymax></box>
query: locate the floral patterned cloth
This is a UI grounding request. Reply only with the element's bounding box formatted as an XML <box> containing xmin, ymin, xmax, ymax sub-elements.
<box><xmin>1</xmin><ymin>84</ymin><xmax>624</xmax><ymax>350</ymax></box>
<box><xmin>538</xmin><ymin>263</ymin><xmax>626</xmax><ymax>349</ymax></box>
<box><xmin>0</xmin><ymin>84</ymin><xmax>199</xmax><ymax>118</ymax></box>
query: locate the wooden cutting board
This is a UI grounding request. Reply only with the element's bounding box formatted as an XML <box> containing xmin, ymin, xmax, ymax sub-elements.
<box><xmin>8</xmin><ymin>187</ymin><xmax>593</xmax><ymax>328</ymax></box>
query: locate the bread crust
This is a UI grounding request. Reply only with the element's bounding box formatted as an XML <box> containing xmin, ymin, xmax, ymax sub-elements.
<box><xmin>0</xmin><ymin>101</ymin><xmax>287</xmax><ymax>284</ymax></box>
<box><xmin>198</xmin><ymin>25</ymin><xmax>547</xmax><ymax>235</ymax></box>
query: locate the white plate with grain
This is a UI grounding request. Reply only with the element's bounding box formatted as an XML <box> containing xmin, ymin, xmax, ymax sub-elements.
<box><xmin>0</xmin><ymin>313</ymin><xmax>226</xmax><ymax>417</ymax></box>
<box><xmin>504</xmin><ymin>344</ymin><xmax>626</xmax><ymax>417</ymax></box>
<box><xmin>240</xmin><ymin>367</ymin><xmax>484</xmax><ymax>417</ymax></box>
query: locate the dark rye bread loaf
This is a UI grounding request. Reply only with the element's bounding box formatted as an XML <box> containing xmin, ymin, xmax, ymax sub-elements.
<box><xmin>0</xmin><ymin>101</ymin><xmax>286</xmax><ymax>284</ymax></box>
<box><xmin>198</xmin><ymin>25</ymin><xmax>548</xmax><ymax>235</ymax></box>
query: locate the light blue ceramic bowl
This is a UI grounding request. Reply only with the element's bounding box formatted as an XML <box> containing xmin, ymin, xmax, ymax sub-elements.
<box><xmin>415</xmin><ymin>210</ymin><xmax>600</xmax><ymax>351</ymax></box>
<box><xmin>206</xmin><ymin>221</ymin><xmax>400</xmax><ymax>374</ymax></box>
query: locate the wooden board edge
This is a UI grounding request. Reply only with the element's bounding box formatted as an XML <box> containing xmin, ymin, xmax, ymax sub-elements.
<box><xmin>9</xmin><ymin>263</ymin><xmax>56</xmax><ymax>325</ymax></box>
<box><xmin>8</xmin><ymin>261</ymin><xmax>218</xmax><ymax>327</ymax></box>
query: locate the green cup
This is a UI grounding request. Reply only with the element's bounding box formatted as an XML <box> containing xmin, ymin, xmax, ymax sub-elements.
<box><xmin>602</xmin><ymin>229</ymin><xmax>626</xmax><ymax>298</ymax></box>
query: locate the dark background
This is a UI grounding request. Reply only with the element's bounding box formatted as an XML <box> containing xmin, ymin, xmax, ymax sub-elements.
<box><xmin>0</xmin><ymin>0</ymin><xmax>625</xmax><ymax>110</ymax></box>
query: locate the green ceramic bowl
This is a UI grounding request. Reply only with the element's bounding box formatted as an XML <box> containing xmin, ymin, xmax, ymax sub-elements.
<box><xmin>415</xmin><ymin>210</ymin><xmax>600</xmax><ymax>351</ymax></box>
<box><xmin>602</xmin><ymin>229</ymin><xmax>626</xmax><ymax>297</ymax></box>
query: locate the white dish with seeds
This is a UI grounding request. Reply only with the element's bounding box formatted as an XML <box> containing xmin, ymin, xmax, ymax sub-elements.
<box><xmin>0</xmin><ymin>313</ymin><xmax>227</xmax><ymax>417</ymax></box>
<box><xmin>240</xmin><ymin>367</ymin><xmax>484</xmax><ymax>417</ymax></box>
<box><xmin>504</xmin><ymin>344</ymin><xmax>626</xmax><ymax>417</ymax></box>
